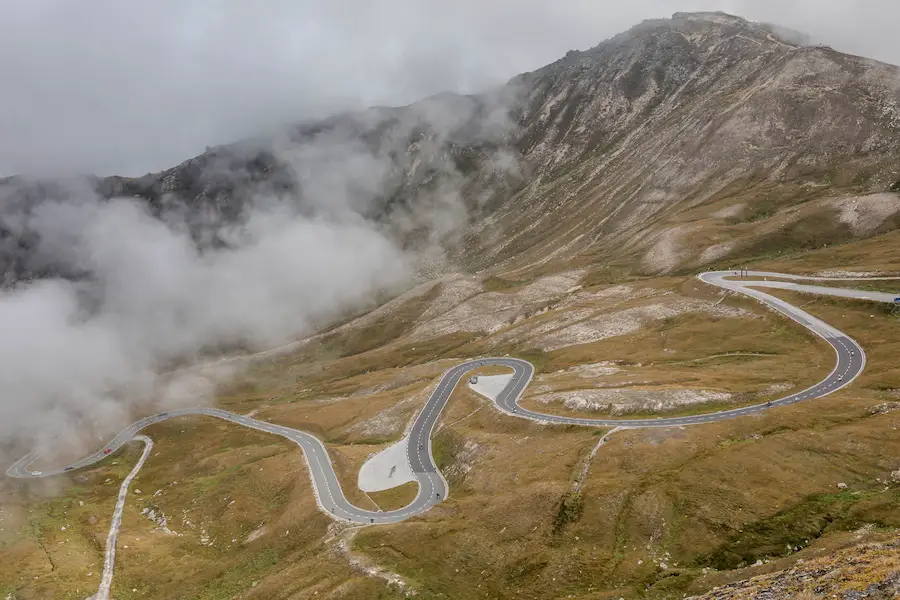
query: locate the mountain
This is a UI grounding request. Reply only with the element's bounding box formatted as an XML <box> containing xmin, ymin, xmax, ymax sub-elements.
<box><xmin>472</xmin><ymin>11</ymin><xmax>900</xmax><ymax>274</ymax></box>
<box><xmin>3</xmin><ymin>11</ymin><xmax>900</xmax><ymax>283</ymax></box>
<box><xmin>6</xmin><ymin>12</ymin><xmax>900</xmax><ymax>600</ymax></box>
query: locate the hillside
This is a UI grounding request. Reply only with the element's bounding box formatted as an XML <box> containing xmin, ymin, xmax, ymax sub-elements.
<box><xmin>5</xmin><ymin>244</ymin><xmax>900</xmax><ymax>599</ymax></box>
<box><xmin>471</xmin><ymin>11</ymin><xmax>900</xmax><ymax>275</ymax></box>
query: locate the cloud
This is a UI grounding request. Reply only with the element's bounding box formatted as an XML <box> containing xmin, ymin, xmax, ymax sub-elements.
<box><xmin>0</xmin><ymin>81</ymin><xmax>525</xmax><ymax>458</ymax></box>
<box><xmin>0</xmin><ymin>188</ymin><xmax>413</xmax><ymax>454</ymax></box>
<box><xmin>2</xmin><ymin>1</ymin><xmax>898</xmax><ymax>177</ymax></box>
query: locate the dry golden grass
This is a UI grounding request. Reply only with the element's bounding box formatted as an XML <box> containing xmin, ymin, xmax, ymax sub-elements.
<box><xmin>745</xmin><ymin>276</ymin><xmax>900</xmax><ymax>295</ymax></box>
<box><xmin>0</xmin><ymin>417</ymin><xmax>406</xmax><ymax>599</ymax></box>
<box><xmin>689</xmin><ymin>533</ymin><xmax>900</xmax><ymax>599</ymax></box>
<box><xmin>328</xmin><ymin>443</ymin><xmax>382</xmax><ymax>512</ymax></box>
<box><xmin>349</xmin><ymin>383</ymin><xmax>900</xmax><ymax>598</ymax></box>
<box><xmin>345</xmin><ymin>275</ymin><xmax>900</xmax><ymax>599</ymax></box>
<box><xmin>0</xmin><ymin>444</ymin><xmax>142</xmax><ymax>599</ymax></box>
<box><xmin>5</xmin><ymin>263</ymin><xmax>900</xmax><ymax>599</ymax></box>
<box><xmin>752</xmin><ymin>288</ymin><xmax>900</xmax><ymax>392</ymax></box>
<box><xmin>515</xmin><ymin>279</ymin><xmax>831</xmax><ymax>418</ymax></box>
<box><xmin>369</xmin><ymin>482</ymin><xmax>419</xmax><ymax>512</ymax></box>
<box><xmin>751</xmin><ymin>227</ymin><xmax>900</xmax><ymax>275</ymax></box>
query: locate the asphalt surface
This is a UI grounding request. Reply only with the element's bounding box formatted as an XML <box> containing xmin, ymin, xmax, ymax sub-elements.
<box><xmin>6</xmin><ymin>270</ymin><xmax>886</xmax><ymax>524</ymax></box>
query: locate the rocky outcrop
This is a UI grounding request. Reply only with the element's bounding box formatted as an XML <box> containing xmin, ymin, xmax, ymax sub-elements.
<box><xmin>472</xmin><ymin>11</ymin><xmax>900</xmax><ymax>273</ymax></box>
<box><xmin>688</xmin><ymin>536</ymin><xmax>900</xmax><ymax>599</ymax></box>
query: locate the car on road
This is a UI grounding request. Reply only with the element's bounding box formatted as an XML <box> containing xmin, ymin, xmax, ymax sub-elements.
<box><xmin>64</xmin><ymin>466</ymin><xmax>74</xmax><ymax>471</ymax></box>
<box><xmin>32</xmin><ymin>471</ymin><xmax>42</xmax><ymax>475</ymax></box>
<box><xmin>894</xmin><ymin>297</ymin><xmax>900</xmax><ymax>303</ymax></box>
<box><xmin>103</xmin><ymin>448</ymin><xmax>112</xmax><ymax>455</ymax></box>
<box><xmin>838</xmin><ymin>375</ymin><xmax>843</xmax><ymax>381</ymax></box>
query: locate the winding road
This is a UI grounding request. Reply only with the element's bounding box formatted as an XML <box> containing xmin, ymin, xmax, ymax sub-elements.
<box><xmin>6</xmin><ymin>270</ymin><xmax>898</xmax><ymax>597</ymax></box>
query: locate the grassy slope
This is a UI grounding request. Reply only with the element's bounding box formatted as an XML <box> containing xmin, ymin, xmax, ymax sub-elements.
<box><xmin>3</xmin><ymin>229</ymin><xmax>900</xmax><ymax>598</ymax></box>
<box><xmin>749</xmin><ymin>227</ymin><xmax>900</xmax><ymax>276</ymax></box>
<box><xmin>348</xmin><ymin>286</ymin><xmax>900</xmax><ymax>599</ymax></box>
<box><xmin>0</xmin><ymin>419</ymin><xmax>403</xmax><ymax>600</ymax></box>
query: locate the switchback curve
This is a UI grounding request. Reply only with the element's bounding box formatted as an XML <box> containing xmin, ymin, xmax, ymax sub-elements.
<box><xmin>8</xmin><ymin>271</ymin><xmax>889</xmax><ymax>518</ymax></box>
<box><xmin>6</xmin><ymin>270</ymin><xmax>896</xmax><ymax>596</ymax></box>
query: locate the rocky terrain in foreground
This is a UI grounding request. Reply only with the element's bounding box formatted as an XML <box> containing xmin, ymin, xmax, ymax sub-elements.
<box><xmin>690</xmin><ymin>536</ymin><xmax>900</xmax><ymax>599</ymax></box>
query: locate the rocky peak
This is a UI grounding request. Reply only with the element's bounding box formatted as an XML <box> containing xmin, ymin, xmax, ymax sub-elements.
<box><xmin>468</xmin><ymin>12</ymin><xmax>900</xmax><ymax>274</ymax></box>
<box><xmin>512</xmin><ymin>12</ymin><xmax>805</xmax><ymax>177</ymax></box>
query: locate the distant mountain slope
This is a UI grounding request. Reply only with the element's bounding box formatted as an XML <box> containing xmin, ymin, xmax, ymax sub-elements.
<box><xmin>470</xmin><ymin>11</ymin><xmax>900</xmax><ymax>274</ymax></box>
<box><xmin>3</xmin><ymin>11</ymin><xmax>900</xmax><ymax>284</ymax></box>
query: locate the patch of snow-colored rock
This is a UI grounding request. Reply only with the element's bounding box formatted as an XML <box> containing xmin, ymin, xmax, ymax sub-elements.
<box><xmin>532</xmin><ymin>388</ymin><xmax>733</xmax><ymax>414</ymax></box>
<box><xmin>349</xmin><ymin>396</ymin><xmax>416</xmax><ymax>438</ymax></box>
<box><xmin>408</xmin><ymin>271</ymin><xmax>584</xmax><ymax>340</ymax></box>
<box><xmin>535</xmin><ymin>299</ymin><xmax>750</xmax><ymax>351</ymax></box>
<box><xmin>831</xmin><ymin>193</ymin><xmax>900</xmax><ymax>235</ymax></box>
<box><xmin>698</xmin><ymin>241</ymin><xmax>735</xmax><ymax>264</ymax></box>
<box><xmin>643</xmin><ymin>225</ymin><xmax>693</xmax><ymax>273</ymax></box>
<box><xmin>814</xmin><ymin>269</ymin><xmax>890</xmax><ymax>278</ymax></box>
<box><xmin>712</xmin><ymin>203</ymin><xmax>745</xmax><ymax>219</ymax></box>
<box><xmin>467</xmin><ymin>374</ymin><xmax>514</xmax><ymax>401</ymax></box>
<box><xmin>357</xmin><ymin>440</ymin><xmax>416</xmax><ymax>493</ymax></box>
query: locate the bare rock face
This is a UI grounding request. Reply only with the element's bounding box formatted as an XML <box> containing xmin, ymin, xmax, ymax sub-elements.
<box><xmin>2</xmin><ymin>12</ymin><xmax>900</xmax><ymax>283</ymax></box>
<box><xmin>471</xmin><ymin>12</ymin><xmax>900</xmax><ymax>273</ymax></box>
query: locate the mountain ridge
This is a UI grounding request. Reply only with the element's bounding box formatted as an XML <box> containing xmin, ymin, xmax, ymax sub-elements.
<box><xmin>2</xmin><ymin>11</ymin><xmax>899</xmax><ymax>284</ymax></box>
<box><xmin>475</xmin><ymin>12</ymin><xmax>900</xmax><ymax>275</ymax></box>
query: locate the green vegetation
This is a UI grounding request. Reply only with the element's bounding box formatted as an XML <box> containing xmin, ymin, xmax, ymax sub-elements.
<box><xmin>856</xmin><ymin>281</ymin><xmax>900</xmax><ymax>295</ymax></box>
<box><xmin>552</xmin><ymin>492</ymin><xmax>584</xmax><ymax>534</ymax></box>
<box><xmin>430</xmin><ymin>428</ymin><xmax>465</xmax><ymax>474</ymax></box>
<box><xmin>511</xmin><ymin>347</ymin><xmax>551</xmax><ymax>373</ymax></box>
<box><xmin>695</xmin><ymin>488</ymin><xmax>900</xmax><ymax>570</ymax></box>
<box><xmin>744</xmin><ymin>198</ymin><xmax>778</xmax><ymax>223</ymax></box>
<box><xmin>482</xmin><ymin>275</ymin><xmax>529</xmax><ymax>293</ymax></box>
<box><xmin>740</xmin><ymin>211</ymin><xmax>855</xmax><ymax>260</ymax></box>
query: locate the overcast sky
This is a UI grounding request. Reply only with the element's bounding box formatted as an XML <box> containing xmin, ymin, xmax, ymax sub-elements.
<box><xmin>1</xmin><ymin>0</ymin><xmax>899</xmax><ymax>177</ymax></box>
